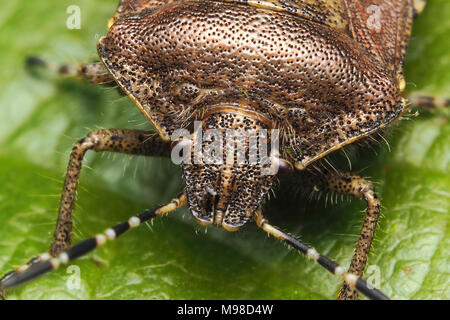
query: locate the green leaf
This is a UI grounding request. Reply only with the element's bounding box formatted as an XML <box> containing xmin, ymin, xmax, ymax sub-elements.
<box><xmin>0</xmin><ymin>0</ymin><xmax>448</xmax><ymax>300</ymax></box>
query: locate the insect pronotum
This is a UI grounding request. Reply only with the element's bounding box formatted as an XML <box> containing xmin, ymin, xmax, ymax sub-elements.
<box><xmin>1</xmin><ymin>0</ymin><xmax>447</xmax><ymax>300</ymax></box>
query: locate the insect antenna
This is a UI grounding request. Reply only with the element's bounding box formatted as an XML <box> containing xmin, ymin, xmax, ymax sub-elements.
<box><xmin>254</xmin><ymin>210</ymin><xmax>389</xmax><ymax>300</ymax></box>
<box><xmin>0</xmin><ymin>193</ymin><xmax>187</xmax><ymax>294</ymax></box>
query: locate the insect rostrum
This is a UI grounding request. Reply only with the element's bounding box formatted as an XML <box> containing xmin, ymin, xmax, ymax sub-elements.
<box><xmin>1</xmin><ymin>0</ymin><xmax>446</xmax><ymax>300</ymax></box>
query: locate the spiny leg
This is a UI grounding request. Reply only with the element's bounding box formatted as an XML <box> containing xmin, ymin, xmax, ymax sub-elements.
<box><xmin>254</xmin><ymin>210</ymin><xmax>388</xmax><ymax>300</ymax></box>
<box><xmin>405</xmin><ymin>93</ymin><xmax>450</xmax><ymax>110</ymax></box>
<box><xmin>1</xmin><ymin>129</ymin><xmax>170</xmax><ymax>287</ymax></box>
<box><xmin>0</xmin><ymin>193</ymin><xmax>186</xmax><ymax>295</ymax></box>
<box><xmin>313</xmin><ymin>170</ymin><xmax>381</xmax><ymax>300</ymax></box>
<box><xmin>51</xmin><ymin>129</ymin><xmax>171</xmax><ymax>256</ymax></box>
<box><xmin>26</xmin><ymin>56</ymin><xmax>115</xmax><ymax>86</ymax></box>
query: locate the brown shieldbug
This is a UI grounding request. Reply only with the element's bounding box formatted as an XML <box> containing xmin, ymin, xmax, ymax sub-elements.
<box><xmin>1</xmin><ymin>0</ymin><xmax>447</xmax><ymax>300</ymax></box>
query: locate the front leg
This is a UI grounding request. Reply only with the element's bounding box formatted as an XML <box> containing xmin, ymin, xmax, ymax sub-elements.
<box><xmin>404</xmin><ymin>93</ymin><xmax>450</xmax><ymax>111</ymax></box>
<box><xmin>51</xmin><ymin>129</ymin><xmax>171</xmax><ymax>255</ymax></box>
<box><xmin>0</xmin><ymin>129</ymin><xmax>171</xmax><ymax>298</ymax></box>
<box><xmin>301</xmin><ymin>169</ymin><xmax>381</xmax><ymax>300</ymax></box>
<box><xmin>325</xmin><ymin>172</ymin><xmax>381</xmax><ymax>300</ymax></box>
<box><xmin>26</xmin><ymin>57</ymin><xmax>116</xmax><ymax>86</ymax></box>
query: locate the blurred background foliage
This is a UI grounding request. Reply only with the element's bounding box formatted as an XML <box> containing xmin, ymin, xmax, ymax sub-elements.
<box><xmin>0</xmin><ymin>0</ymin><xmax>448</xmax><ymax>299</ymax></box>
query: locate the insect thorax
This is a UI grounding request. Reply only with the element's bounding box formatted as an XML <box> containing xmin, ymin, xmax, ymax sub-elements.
<box><xmin>98</xmin><ymin>0</ymin><xmax>406</xmax><ymax>229</ymax></box>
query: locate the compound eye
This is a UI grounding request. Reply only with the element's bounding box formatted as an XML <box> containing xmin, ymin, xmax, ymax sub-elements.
<box><xmin>276</xmin><ymin>158</ymin><xmax>294</xmax><ymax>178</ymax></box>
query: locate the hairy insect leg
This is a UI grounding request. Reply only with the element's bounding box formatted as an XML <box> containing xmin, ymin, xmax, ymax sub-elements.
<box><xmin>51</xmin><ymin>129</ymin><xmax>171</xmax><ymax>256</ymax></box>
<box><xmin>0</xmin><ymin>193</ymin><xmax>186</xmax><ymax>296</ymax></box>
<box><xmin>253</xmin><ymin>209</ymin><xmax>388</xmax><ymax>300</ymax></box>
<box><xmin>308</xmin><ymin>170</ymin><xmax>380</xmax><ymax>300</ymax></box>
<box><xmin>405</xmin><ymin>93</ymin><xmax>450</xmax><ymax>110</ymax></box>
<box><xmin>0</xmin><ymin>130</ymin><xmax>171</xmax><ymax>298</ymax></box>
<box><xmin>26</xmin><ymin>56</ymin><xmax>115</xmax><ymax>86</ymax></box>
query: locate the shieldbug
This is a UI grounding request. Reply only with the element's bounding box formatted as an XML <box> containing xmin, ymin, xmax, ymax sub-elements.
<box><xmin>3</xmin><ymin>1</ymin><xmax>450</xmax><ymax>300</ymax></box>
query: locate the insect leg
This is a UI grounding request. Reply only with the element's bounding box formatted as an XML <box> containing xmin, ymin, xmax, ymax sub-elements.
<box><xmin>0</xmin><ymin>130</ymin><xmax>171</xmax><ymax>298</ymax></box>
<box><xmin>51</xmin><ymin>129</ymin><xmax>171</xmax><ymax>256</ymax></box>
<box><xmin>0</xmin><ymin>193</ymin><xmax>186</xmax><ymax>294</ymax></box>
<box><xmin>406</xmin><ymin>93</ymin><xmax>450</xmax><ymax>110</ymax></box>
<box><xmin>253</xmin><ymin>209</ymin><xmax>388</xmax><ymax>300</ymax></box>
<box><xmin>26</xmin><ymin>56</ymin><xmax>116</xmax><ymax>86</ymax></box>
<box><xmin>310</xmin><ymin>171</ymin><xmax>379</xmax><ymax>300</ymax></box>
